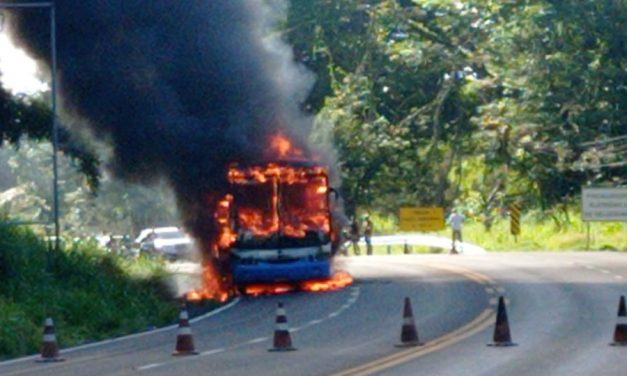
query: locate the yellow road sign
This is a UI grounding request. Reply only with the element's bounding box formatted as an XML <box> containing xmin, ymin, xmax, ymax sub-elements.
<box><xmin>510</xmin><ymin>202</ymin><xmax>521</xmax><ymax>236</ymax></box>
<box><xmin>399</xmin><ymin>207</ymin><xmax>444</xmax><ymax>232</ymax></box>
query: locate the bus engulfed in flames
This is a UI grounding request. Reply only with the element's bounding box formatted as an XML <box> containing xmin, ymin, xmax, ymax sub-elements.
<box><xmin>223</xmin><ymin>160</ymin><xmax>338</xmax><ymax>285</ymax></box>
<box><xmin>187</xmin><ymin>134</ymin><xmax>351</xmax><ymax>300</ymax></box>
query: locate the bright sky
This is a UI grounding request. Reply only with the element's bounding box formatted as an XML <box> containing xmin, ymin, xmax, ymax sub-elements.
<box><xmin>0</xmin><ymin>32</ymin><xmax>48</xmax><ymax>95</ymax></box>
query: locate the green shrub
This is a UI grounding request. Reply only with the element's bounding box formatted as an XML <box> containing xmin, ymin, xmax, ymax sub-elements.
<box><xmin>0</xmin><ymin>223</ymin><xmax>179</xmax><ymax>360</ymax></box>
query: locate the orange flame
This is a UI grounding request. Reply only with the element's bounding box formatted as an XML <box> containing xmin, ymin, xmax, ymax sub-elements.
<box><xmin>240</xmin><ymin>271</ymin><xmax>353</xmax><ymax>296</ymax></box>
<box><xmin>269</xmin><ymin>133</ymin><xmax>304</xmax><ymax>159</ymax></box>
<box><xmin>300</xmin><ymin>270</ymin><xmax>353</xmax><ymax>292</ymax></box>
<box><xmin>186</xmin><ymin>262</ymin><xmax>231</xmax><ymax>303</ymax></box>
<box><xmin>244</xmin><ymin>283</ymin><xmax>296</xmax><ymax>296</ymax></box>
<box><xmin>227</xmin><ymin>162</ymin><xmax>331</xmax><ymax>239</ymax></box>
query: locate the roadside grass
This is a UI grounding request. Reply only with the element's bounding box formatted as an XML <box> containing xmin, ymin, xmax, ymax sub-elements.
<box><xmin>362</xmin><ymin>211</ymin><xmax>626</xmax><ymax>253</ymax></box>
<box><xmin>462</xmin><ymin>214</ymin><xmax>626</xmax><ymax>251</ymax></box>
<box><xmin>0</xmin><ymin>223</ymin><xmax>182</xmax><ymax>360</ymax></box>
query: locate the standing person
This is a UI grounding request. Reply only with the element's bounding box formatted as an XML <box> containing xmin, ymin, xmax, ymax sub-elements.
<box><xmin>447</xmin><ymin>209</ymin><xmax>465</xmax><ymax>254</ymax></box>
<box><xmin>349</xmin><ymin>216</ymin><xmax>361</xmax><ymax>256</ymax></box>
<box><xmin>362</xmin><ymin>214</ymin><xmax>373</xmax><ymax>255</ymax></box>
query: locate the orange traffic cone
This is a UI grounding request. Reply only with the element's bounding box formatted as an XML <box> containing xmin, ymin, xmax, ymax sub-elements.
<box><xmin>488</xmin><ymin>296</ymin><xmax>516</xmax><ymax>347</ymax></box>
<box><xmin>172</xmin><ymin>304</ymin><xmax>198</xmax><ymax>356</ymax></box>
<box><xmin>269</xmin><ymin>302</ymin><xmax>296</xmax><ymax>352</ymax></box>
<box><xmin>396</xmin><ymin>297</ymin><xmax>423</xmax><ymax>347</ymax></box>
<box><xmin>610</xmin><ymin>295</ymin><xmax>627</xmax><ymax>346</ymax></box>
<box><xmin>36</xmin><ymin>317</ymin><xmax>64</xmax><ymax>362</ymax></box>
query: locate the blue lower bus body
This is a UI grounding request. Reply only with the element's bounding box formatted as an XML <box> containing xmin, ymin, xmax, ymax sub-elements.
<box><xmin>232</xmin><ymin>258</ymin><xmax>332</xmax><ymax>284</ymax></box>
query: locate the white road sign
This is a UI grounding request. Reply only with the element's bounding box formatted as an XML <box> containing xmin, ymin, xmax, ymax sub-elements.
<box><xmin>582</xmin><ymin>187</ymin><xmax>627</xmax><ymax>221</ymax></box>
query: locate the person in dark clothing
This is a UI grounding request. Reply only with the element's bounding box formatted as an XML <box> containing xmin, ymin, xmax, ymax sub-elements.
<box><xmin>349</xmin><ymin>216</ymin><xmax>361</xmax><ymax>255</ymax></box>
<box><xmin>362</xmin><ymin>214</ymin><xmax>373</xmax><ymax>255</ymax></box>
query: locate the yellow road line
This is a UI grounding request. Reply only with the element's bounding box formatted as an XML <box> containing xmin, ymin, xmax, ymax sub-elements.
<box><xmin>331</xmin><ymin>263</ymin><xmax>497</xmax><ymax>376</ymax></box>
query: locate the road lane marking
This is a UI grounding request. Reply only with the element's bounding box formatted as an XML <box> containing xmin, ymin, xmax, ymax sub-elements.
<box><xmin>135</xmin><ymin>286</ymin><xmax>361</xmax><ymax>372</ymax></box>
<box><xmin>331</xmin><ymin>261</ymin><xmax>499</xmax><ymax>376</ymax></box>
<box><xmin>245</xmin><ymin>337</ymin><xmax>267</xmax><ymax>344</ymax></box>
<box><xmin>0</xmin><ymin>298</ymin><xmax>241</xmax><ymax>366</ymax></box>
<box><xmin>200</xmin><ymin>348</ymin><xmax>225</xmax><ymax>356</ymax></box>
<box><xmin>137</xmin><ymin>363</ymin><xmax>164</xmax><ymax>371</ymax></box>
<box><xmin>331</xmin><ymin>309</ymin><xmax>495</xmax><ymax>376</ymax></box>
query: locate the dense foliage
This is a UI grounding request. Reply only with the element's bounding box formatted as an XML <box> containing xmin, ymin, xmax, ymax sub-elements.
<box><xmin>286</xmin><ymin>0</ymin><xmax>626</xmax><ymax>223</ymax></box>
<box><xmin>0</xmin><ymin>223</ymin><xmax>178</xmax><ymax>359</ymax></box>
<box><xmin>0</xmin><ymin>0</ymin><xmax>625</xmax><ymax>229</ymax></box>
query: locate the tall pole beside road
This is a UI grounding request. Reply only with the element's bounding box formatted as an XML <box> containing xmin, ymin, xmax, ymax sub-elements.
<box><xmin>0</xmin><ymin>2</ymin><xmax>60</xmax><ymax>254</ymax></box>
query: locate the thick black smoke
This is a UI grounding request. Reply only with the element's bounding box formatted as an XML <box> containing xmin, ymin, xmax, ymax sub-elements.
<box><xmin>5</xmin><ymin>1</ymin><xmax>320</xmax><ymax>251</ymax></box>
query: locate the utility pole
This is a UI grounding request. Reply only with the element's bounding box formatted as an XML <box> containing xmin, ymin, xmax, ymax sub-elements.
<box><xmin>0</xmin><ymin>2</ymin><xmax>59</xmax><ymax>254</ymax></box>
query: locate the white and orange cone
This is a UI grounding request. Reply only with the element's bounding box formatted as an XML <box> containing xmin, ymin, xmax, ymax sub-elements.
<box><xmin>611</xmin><ymin>295</ymin><xmax>627</xmax><ymax>346</ymax></box>
<box><xmin>269</xmin><ymin>302</ymin><xmax>296</xmax><ymax>352</ymax></box>
<box><xmin>396</xmin><ymin>297</ymin><xmax>423</xmax><ymax>347</ymax></box>
<box><xmin>172</xmin><ymin>305</ymin><xmax>198</xmax><ymax>356</ymax></box>
<box><xmin>36</xmin><ymin>317</ymin><xmax>64</xmax><ymax>362</ymax></box>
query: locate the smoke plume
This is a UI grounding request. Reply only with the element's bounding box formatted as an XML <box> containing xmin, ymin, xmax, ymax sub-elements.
<box><xmin>4</xmin><ymin>1</ymin><xmax>321</xmax><ymax>253</ymax></box>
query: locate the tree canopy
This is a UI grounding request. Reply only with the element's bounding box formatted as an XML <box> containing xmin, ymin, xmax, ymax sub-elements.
<box><xmin>0</xmin><ymin>0</ymin><xmax>625</xmax><ymax>231</ymax></box>
<box><xmin>286</xmin><ymin>0</ymin><xmax>626</xmax><ymax>222</ymax></box>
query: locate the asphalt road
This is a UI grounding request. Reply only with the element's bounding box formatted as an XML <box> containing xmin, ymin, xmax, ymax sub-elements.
<box><xmin>1</xmin><ymin>252</ymin><xmax>625</xmax><ymax>375</ymax></box>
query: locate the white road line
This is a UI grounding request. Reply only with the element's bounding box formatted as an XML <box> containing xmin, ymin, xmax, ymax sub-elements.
<box><xmin>245</xmin><ymin>337</ymin><xmax>267</xmax><ymax>344</ymax></box>
<box><xmin>200</xmin><ymin>348</ymin><xmax>225</xmax><ymax>356</ymax></box>
<box><xmin>328</xmin><ymin>312</ymin><xmax>340</xmax><ymax>318</ymax></box>
<box><xmin>0</xmin><ymin>298</ymin><xmax>241</xmax><ymax>366</ymax></box>
<box><xmin>307</xmin><ymin>319</ymin><xmax>323</xmax><ymax>325</ymax></box>
<box><xmin>137</xmin><ymin>363</ymin><xmax>164</xmax><ymax>371</ymax></box>
<box><xmin>489</xmin><ymin>297</ymin><xmax>498</xmax><ymax>306</ymax></box>
<box><xmin>615</xmin><ymin>275</ymin><xmax>624</xmax><ymax>280</ymax></box>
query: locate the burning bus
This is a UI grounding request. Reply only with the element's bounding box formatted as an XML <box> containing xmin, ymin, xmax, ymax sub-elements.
<box><xmin>216</xmin><ymin>160</ymin><xmax>340</xmax><ymax>286</ymax></box>
<box><xmin>183</xmin><ymin>133</ymin><xmax>352</xmax><ymax>300</ymax></box>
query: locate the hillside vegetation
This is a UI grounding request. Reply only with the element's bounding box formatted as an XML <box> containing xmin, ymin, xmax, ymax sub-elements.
<box><xmin>0</xmin><ymin>223</ymin><xmax>179</xmax><ymax>360</ymax></box>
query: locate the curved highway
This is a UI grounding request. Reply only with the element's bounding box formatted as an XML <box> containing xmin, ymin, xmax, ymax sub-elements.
<box><xmin>1</xmin><ymin>252</ymin><xmax>625</xmax><ymax>375</ymax></box>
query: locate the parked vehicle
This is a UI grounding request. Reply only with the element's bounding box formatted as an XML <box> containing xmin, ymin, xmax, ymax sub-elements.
<box><xmin>135</xmin><ymin>227</ymin><xmax>194</xmax><ymax>261</ymax></box>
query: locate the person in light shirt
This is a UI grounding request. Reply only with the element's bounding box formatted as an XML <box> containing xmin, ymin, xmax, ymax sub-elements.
<box><xmin>446</xmin><ymin>209</ymin><xmax>465</xmax><ymax>254</ymax></box>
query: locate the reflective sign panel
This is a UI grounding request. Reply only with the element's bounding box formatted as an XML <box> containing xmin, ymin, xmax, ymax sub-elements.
<box><xmin>399</xmin><ymin>207</ymin><xmax>445</xmax><ymax>232</ymax></box>
<box><xmin>582</xmin><ymin>187</ymin><xmax>627</xmax><ymax>221</ymax></box>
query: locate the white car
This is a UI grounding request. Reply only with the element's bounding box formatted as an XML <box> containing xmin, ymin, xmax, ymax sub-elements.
<box><xmin>135</xmin><ymin>227</ymin><xmax>194</xmax><ymax>261</ymax></box>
